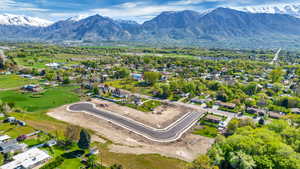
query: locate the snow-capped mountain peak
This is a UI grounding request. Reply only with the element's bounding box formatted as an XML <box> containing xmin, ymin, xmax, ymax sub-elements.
<box><xmin>235</xmin><ymin>4</ymin><xmax>300</xmax><ymax>18</ymax></box>
<box><xmin>0</xmin><ymin>14</ymin><xmax>53</xmax><ymax>27</ymax></box>
<box><xmin>66</xmin><ymin>15</ymin><xmax>89</xmax><ymax>22</ymax></box>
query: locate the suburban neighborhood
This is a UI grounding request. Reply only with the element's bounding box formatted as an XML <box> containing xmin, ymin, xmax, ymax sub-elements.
<box><xmin>0</xmin><ymin>43</ymin><xmax>300</xmax><ymax>169</ymax></box>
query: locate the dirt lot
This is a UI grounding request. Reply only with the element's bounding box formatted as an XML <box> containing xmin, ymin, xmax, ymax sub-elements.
<box><xmin>92</xmin><ymin>99</ymin><xmax>195</xmax><ymax>128</ymax></box>
<box><xmin>48</xmin><ymin>101</ymin><xmax>214</xmax><ymax>162</ymax></box>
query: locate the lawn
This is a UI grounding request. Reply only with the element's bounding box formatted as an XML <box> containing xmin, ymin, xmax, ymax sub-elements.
<box><xmin>0</xmin><ymin>86</ymin><xmax>80</xmax><ymax>112</ymax></box>
<box><xmin>42</xmin><ymin>145</ymin><xmax>85</xmax><ymax>169</ymax></box>
<box><xmin>0</xmin><ymin>122</ymin><xmax>35</xmax><ymax>138</ymax></box>
<box><xmin>14</xmin><ymin>55</ymin><xmax>79</xmax><ymax>69</ymax></box>
<box><xmin>0</xmin><ymin>86</ymin><xmax>80</xmax><ymax>134</ymax></box>
<box><xmin>59</xmin><ymin>158</ymin><xmax>84</xmax><ymax>169</ymax></box>
<box><xmin>23</xmin><ymin>133</ymin><xmax>51</xmax><ymax>147</ymax></box>
<box><xmin>105</xmin><ymin>79</ymin><xmax>153</xmax><ymax>96</ymax></box>
<box><xmin>96</xmin><ymin>143</ymin><xmax>187</xmax><ymax>169</ymax></box>
<box><xmin>193</xmin><ymin>126</ymin><xmax>219</xmax><ymax>138</ymax></box>
<box><xmin>0</xmin><ymin>75</ymin><xmax>38</xmax><ymax>89</ymax></box>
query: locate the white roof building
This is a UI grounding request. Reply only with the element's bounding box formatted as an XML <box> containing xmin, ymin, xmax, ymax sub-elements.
<box><xmin>0</xmin><ymin>135</ymin><xmax>10</xmax><ymax>142</ymax></box>
<box><xmin>0</xmin><ymin>148</ymin><xmax>51</xmax><ymax>169</ymax></box>
<box><xmin>45</xmin><ymin>63</ymin><xmax>60</xmax><ymax>68</ymax></box>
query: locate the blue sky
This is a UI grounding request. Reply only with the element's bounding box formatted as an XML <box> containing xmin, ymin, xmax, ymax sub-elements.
<box><xmin>0</xmin><ymin>0</ymin><xmax>299</xmax><ymax>22</ymax></box>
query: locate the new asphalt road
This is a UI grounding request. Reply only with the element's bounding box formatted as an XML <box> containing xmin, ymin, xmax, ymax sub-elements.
<box><xmin>68</xmin><ymin>102</ymin><xmax>204</xmax><ymax>142</ymax></box>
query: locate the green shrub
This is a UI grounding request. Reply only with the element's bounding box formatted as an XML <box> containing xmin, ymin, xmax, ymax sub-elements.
<box><xmin>40</xmin><ymin>156</ymin><xmax>64</xmax><ymax>169</ymax></box>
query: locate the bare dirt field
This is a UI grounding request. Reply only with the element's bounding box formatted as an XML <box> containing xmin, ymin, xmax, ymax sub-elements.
<box><xmin>47</xmin><ymin>101</ymin><xmax>214</xmax><ymax>162</ymax></box>
<box><xmin>92</xmin><ymin>99</ymin><xmax>195</xmax><ymax>128</ymax></box>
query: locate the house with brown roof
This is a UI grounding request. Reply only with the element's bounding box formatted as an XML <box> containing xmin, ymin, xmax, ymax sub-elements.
<box><xmin>205</xmin><ymin>114</ymin><xmax>223</xmax><ymax>123</ymax></box>
<box><xmin>268</xmin><ymin>111</ymin><xmax>283</xmax><ymax>119</ymax></box>
<box><xmin>246</xmin><ymin>107</ymin><xmax>266</xmax><ymax>116</ymax></box>
<box><xmin>215</xmin><ymin>101</ymin><xmax>236</xmax><ymax>109</ymax></box>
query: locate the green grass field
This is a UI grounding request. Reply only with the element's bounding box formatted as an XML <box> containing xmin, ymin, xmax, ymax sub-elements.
<box><xmin>193</xmin><ymin>126</ymin><xmax>219</xmax><ymax>138</ymax></box>
<box><xmin>105</xmin><ymin>79</ymin><xmax>153</xmax><ymax>96</ymax></box>
<box><xmin>0</xmin><ymin>86</ymin><xmax>80</xmax><ymax>112</ymax></box>
<box><xmin>0</xmin><ymin>122</ymin><xmax>35</xmax><ymax>138</ymax></box>
<box><xmin>14</xmin><ymin>56</ymin><xmax>79</xmax><ymax>69</ymax></box>
<box><xmin>0</xmin><ymin>85</ymin><xmax>81</xmax><ymax>134</ymax></box>
<box><xmin>96</xmin><ymin>143</ymin><xmax>187</xmax><ymax>169</ymax></box>
<box><xmin>0</xmin><ymin>75</ymin><xmax>38</xmax><ymax>89</ymax></box>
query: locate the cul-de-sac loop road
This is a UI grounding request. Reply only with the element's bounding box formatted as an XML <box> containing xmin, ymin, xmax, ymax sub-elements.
<box><xmin>68</xmin><ymin>102</ymin><xmax>205</xmax><ymax>142</ymax></box>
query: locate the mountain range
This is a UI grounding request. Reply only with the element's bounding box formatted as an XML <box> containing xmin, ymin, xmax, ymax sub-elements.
<box><xmin>0</xmin><ymin>14</ymin><xmax>52</xmax><ymax>27</ymax></box>
<box><xmin>238</xmin><ymin>4</ymin><xmax>300</xmax><ymax>18</ymax></box>
<box><xmin>1</xmin><ymin>7</ymin><xmax>300</xmax><ymax>49</ymax></box>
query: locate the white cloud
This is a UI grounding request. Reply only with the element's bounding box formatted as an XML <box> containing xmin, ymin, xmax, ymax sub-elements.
<box><xmin>89</xmin><ymin>1</ymin><xmax>203</xmax><ymax>23</ymax></box>
<box><xmin>171</xmin><ymin>0</ymin><xmax>224</xmax><ymax>5</ymax></box>
<box><xmin>0</xmin><ymin>0</ymin><xmax>48</xmax><ymax>12</ymax></box>
<box><xmin>1</xmin><ymin>0</ymin><xmax>299</xmax><ymax>22</ymax></box>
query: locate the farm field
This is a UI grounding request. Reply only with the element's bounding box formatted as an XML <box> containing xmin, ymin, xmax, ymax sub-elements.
<box><xmin>0</xmin><ymin>86</ymin><xmax>80</xmax><ymax>112</ymax></box>
<box><xmin>0</xmin><ymin>75</ymin><xmax>38</xmax><ymax>89</ymax></box>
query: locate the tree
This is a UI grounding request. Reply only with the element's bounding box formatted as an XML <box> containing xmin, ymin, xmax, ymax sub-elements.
<box><xmin>269</xmin><ymin>68</ymin><xmax>284</xmax><ymax>83</ymax></box>
<box><xmin>226</xmin><ymin>118</ymin><xmax>255</xmax><ymax>136</ymax></box>
<box><xmin>62</xmin><ymin>77</ymin><xmax>70</xmax><ymax>84</ymax></box>
<box><xmin>244</xmin><ymin>83</ymin><xmax>259</xmax><ymax>96</ymax></box>
<box><xmin>187</xmin><ymin>155</ymin><xmax>219</xmax><ymax>169</ymax></box>
<box><xmin>209</xmin><ymin>124</ymin><xmax>300</xmax><ymax>169</ymax></box>
<box><xmin>229</xmin><ymin>151</ymin><xmax>256</xmax><ymax>169</ymax></box>
<box><xmin>110</xmin><ymin>164</ymin><xmax>123</xmax><ymax>169</ymax></box>
<box><xmin>114</xmin><ymin>67</ymin><xmax>130</xmax><ymax>79</ymax></box>
<box><xmin>78</xmin><ymin>129</ymin><xmax>91</xmax><ymax>149</ymax></box>
<box><xmin>93</xmin><ymin>87</ymin><xmax>99</xmax><ymax>95</ymax></box>
<box><xmin>45</xmin><ymin>71</ymin><xmax>56</xmax><ymax>81</ymax></box>
<box><xmin>64</xmin><ymin>125</ymin><xmax>81</xmax><ymax>141</ymax></box>
<box><xmin>258</xmin><ymin>118</ymin><xmax>265</xmax><ymax>125</ymax></box>
<box><xmin>144</xmin><ymin>72</ymin><xmax>161</xmax><ymax>85</ymax></box>
<box><xmin>87</xmin><ymin>155</ymin><xmax>97</xmax><ymax>168</ymax></box>
<box><xmin>0</xmin><ymin>55</ymin><xmax>4</xmax><ymax>70</ymax></box>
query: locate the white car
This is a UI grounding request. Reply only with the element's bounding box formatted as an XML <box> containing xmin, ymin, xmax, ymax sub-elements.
<box><xmin>218</xmin><ymin>121</ymin><xmax>226</xmax><ymax>128</ymax></box>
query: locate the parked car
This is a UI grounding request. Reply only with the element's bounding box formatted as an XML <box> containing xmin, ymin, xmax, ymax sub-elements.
<box><xmin>17</xmin><ymin>135</ymin><xmax>27</xmax><ymax>141</ymax></box>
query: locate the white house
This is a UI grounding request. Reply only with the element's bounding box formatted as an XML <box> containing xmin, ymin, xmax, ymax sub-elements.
<box><xmin>45</xmin><ymin>63</ymin><xmax>60</xmax><ymax>68</ymax></box>
<box><xmin>0</xmin><ymin>148</ymin><xmax>51</xmax><ymax>169</ymax></box>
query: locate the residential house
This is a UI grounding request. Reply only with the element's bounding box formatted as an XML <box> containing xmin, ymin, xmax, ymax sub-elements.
<box><xmin>132</xmin><ymin>73</ymin><xmax>143</xmax><ymax>81</ymax></box>
<box><xmin>133</xmin><ymin>96</ymin><xmax>143</xmax><ymax>105</ymax></box>
<box><xmin>0</xmin><ymin>148</ymin><xmax>51</xmax><ymax>169</ymax></box>
<box><xmin>112</xmin><ymin>88</ymin><xmax>128</xmax><ymax>98</ymax></box>
<box><xmin>268</xmin><ymin>111</ymin><xmax>283</xmax><ymax>119</ymax></box>
<box><xmin>215</xmin><ymin>101</ymin><xmax>236</xmax><ymax>109</ymax></box>
<box><xmin>4</xmin><ymin>117</ymin><xmax>16</xmax><ymax>123</ymax></box>
<box><xmin>205</xmin><ymin>114</ymin><xmax>223</xmax><ymax>123</ymax></box>
<box><xmin>190</xmin><ymin>98</ymin><xmax>211</xmax><ymax>105</ymax></box>
<box><xmin>45</xmin><ymin>63</ymin><xmax>60</xmax><ymax>68</ymax></box>
<box><xmin>0</xmin><ymin>139</ymin><xmax>27</xmax><ymax>154</ymax></box>
<box><xmin>22</xmin><ymin>85</ymin><xmax>43</xmax><ymax>92</ymax></box>
<box><xmin>99</xmin><ymin>85</ymin><xmax>110</xmax><ymax>94</ymax></box>
<box><xmin>246</xmin><ymin>107</ymin><xmax>266</xmax><ymax>116</ymax></box>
